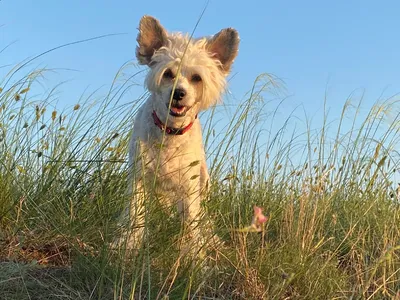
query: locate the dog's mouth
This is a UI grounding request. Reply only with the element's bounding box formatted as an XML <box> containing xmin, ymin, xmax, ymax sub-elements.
<box><xmin>168</xmin><ymin>104</ymin><xmax>189</xmax><ymax>117</ymax></box>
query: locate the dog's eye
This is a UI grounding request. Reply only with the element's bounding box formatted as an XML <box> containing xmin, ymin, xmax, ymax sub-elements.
<box><xmin>191</xmin><ymin>74</ymin><xmax>202</xmax><ymax>82</ymax></box>
<box><xmin>163</xmin><ymin>69</ymin><xmax>174</xmax><ymax>79</ymax></box>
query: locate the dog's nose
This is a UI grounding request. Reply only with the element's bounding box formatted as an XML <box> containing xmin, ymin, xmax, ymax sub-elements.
<box><xmin>172</xmin><ymin>88</ymin><xmax>186</xmax><ymax>101</ymax></box>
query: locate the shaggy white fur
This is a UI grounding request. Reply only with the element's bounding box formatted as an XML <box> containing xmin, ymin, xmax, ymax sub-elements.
<box><xmin>123</xmin><ymin>15</ymin><xmax>239</xmax><ymax>251</ymax></box>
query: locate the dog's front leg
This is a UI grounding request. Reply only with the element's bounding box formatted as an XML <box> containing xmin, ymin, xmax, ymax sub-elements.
<box><xmin>200</xmin><ymin>160</ymin><xmax>210</xmax><ymax>197</ymax></box>
<box><xmin>179</xmin><ymin>192</ymin><xmax>202</xmax><ymax>224</ymax></box>
<box><xmin>176</xmin><ymin>183</ymin><xmax>204</xmax><ymax>255</ymax></box>
<box><xmin>113</xmin><ymin>177</ymin><xmax>145</xmax><ymax>252</ymax></box>
<box><xmin>126</xmin><ymin>179</ymin><xmax>146</xmax><ymax>250</ymax></box>
<box><xmin>198</xmin><ymin>159</ymin><xmax>221</xmax><ymax>248</ymax></box>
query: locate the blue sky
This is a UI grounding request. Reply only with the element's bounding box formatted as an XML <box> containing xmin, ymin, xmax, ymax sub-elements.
<box><xmin>1</xmin><ymin>0</ymin><xmax>400</xmax><ymax>171</ymax></box>
<box><xmin>2</xmin><ymin>1</ymin><xmax>399</xmax><ymax>108</ymax></box>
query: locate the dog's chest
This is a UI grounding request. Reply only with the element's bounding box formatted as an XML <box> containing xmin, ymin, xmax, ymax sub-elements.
<box><xmin>140</xmin><ymin>137</ymin><xmax>202</xmax><ymax>189</ymax></box>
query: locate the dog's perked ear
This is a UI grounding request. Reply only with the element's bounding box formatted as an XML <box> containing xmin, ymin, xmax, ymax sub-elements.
<box><xmin>136</xmin><ymin>15</ymin><xmax>168</xmax><ymax>65</ymax></box>
<box><xmin>206</xmin><ymin>28</ymin><xmax>240</xmax><ymax>73</ymax></box>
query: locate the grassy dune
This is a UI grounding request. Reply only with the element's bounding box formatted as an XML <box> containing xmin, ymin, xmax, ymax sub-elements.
<box><xmin>0</xmin><ymin>62</ymin><xmax>399</xmax><ymax>299</ymax></box>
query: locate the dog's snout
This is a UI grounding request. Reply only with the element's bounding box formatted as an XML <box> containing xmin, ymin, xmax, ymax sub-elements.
<box><xmin>172</xmin><ymin>88</ymin><xmax>186</xmax><ymax>101</ymax></box>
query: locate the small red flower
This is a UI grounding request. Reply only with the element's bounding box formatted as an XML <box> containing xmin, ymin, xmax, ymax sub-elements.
<box><xmin>251</xmin><ymin>205</ymin><xmax>268</xmax><ymax>231</ymax></box>
<box><xmin>236</xmin><ymin>205</ymin><xmax>269</xmax><ymax>233</ymax></box>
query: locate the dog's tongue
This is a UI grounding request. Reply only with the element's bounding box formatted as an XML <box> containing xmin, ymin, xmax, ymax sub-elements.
<box><xmin>171</xmin><ymin>106</ymin><xmax>185</xmax><ymax>114</ymax></box>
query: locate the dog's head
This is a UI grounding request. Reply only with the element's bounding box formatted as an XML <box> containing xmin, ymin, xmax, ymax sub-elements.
<box><xmin>136</xmin><ymin>15</ymin><xmax>239</xmax><ymax>125</ymax></box>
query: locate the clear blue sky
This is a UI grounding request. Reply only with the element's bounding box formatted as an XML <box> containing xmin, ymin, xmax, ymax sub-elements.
<box><xmin>1</xmin><ymin>0</ymin><xmax>399</xmax><ymax>168</ymax></box>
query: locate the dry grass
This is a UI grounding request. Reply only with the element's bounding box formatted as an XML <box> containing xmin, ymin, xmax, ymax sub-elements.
<box><xmin>0</xmin><ymin>61</ymin><xmax>399</xmax><ymax>299</ymax></box>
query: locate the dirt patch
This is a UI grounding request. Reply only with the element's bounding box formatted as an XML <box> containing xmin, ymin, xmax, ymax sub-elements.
<box><xmin>0</xmin><ymin>261</ymin><xmax>73</xmax><ymax>300</ymax></box>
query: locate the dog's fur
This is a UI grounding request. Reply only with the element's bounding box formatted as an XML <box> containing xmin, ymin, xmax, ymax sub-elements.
<box><xmin>124</xmin><ymin>15</ymin><xmax>239</xmax><ymax>250</ymax></box>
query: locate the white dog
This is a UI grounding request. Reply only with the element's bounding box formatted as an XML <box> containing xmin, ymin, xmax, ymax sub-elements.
<box><xmin>124</xmin><ymin>15</ymin><xmax>239</xmax><ymax>252</ymax></box>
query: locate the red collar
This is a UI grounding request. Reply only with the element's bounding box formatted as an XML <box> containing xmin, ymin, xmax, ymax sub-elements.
<box><xmin>152</xmin><ymin>110</ymin><xmax>196</xmax><ymax>135</ymax></box>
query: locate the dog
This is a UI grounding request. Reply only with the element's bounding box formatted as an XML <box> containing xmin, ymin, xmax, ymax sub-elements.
<box><xmin>123</xmin><ymin>15</ymin><xmax>239</xmax><ymax>253</ymax></box>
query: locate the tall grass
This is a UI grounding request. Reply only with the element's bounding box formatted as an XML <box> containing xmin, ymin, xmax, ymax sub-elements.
<box><xmin>0</xmin><ymin>59</ymin><xmax>399</xmax><ymax>299</ymax></box>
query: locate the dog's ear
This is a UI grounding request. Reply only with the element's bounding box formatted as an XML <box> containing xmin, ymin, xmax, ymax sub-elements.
<box><xmin>136</xmin><ymin>16</ymin><xmax>168</xmax><ymax>65</ymax></box>
<box><xmin>206</xmin><ymin>28</ymin><xmax>239</xmax><ymax>73</ymax></box>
